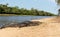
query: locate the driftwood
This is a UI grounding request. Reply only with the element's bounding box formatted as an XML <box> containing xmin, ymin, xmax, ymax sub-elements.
<box><xmin>0</xmin><ymin>21</ymin><xmax>42</xmax><ymax>29</ymax></box>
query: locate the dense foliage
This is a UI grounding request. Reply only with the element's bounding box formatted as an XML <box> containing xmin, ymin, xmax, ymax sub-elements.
<box><xmin>0</xmin><ymin>4</ymin><xmax>55</xmax><ymax>16</ymax></box>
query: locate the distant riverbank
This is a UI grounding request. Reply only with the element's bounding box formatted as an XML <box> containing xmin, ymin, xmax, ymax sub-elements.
<box><xmin>0</xmin><ymin>14</ymin><xmax>57</xmax><ymax>16</ymax></box>
<box><xmin>0</xmin><ymin>14</ymin><xmax>33</xmax><ymax>16</ymax></box>
<box><xmin>0</xmin><ymin>14</ymin><xmax>41</xmax><ymax>16</ymax></box>
<box><xmin>0</xmin><ymin>14</ymin><xmax>16</xmax><ymax>16</ymax></box>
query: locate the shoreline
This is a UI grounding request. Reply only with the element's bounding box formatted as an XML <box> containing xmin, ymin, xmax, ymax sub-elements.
<box><xmin>31</xmin><ymin>16</ymin><xmax>57</xmax><ymax>23</ymax></box>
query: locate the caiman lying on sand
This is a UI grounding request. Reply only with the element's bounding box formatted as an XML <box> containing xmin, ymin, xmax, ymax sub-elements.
<box><xmin>0</xmin><ymin>21</ymin><xmax>42</xmax><ymax>29</ymax></box>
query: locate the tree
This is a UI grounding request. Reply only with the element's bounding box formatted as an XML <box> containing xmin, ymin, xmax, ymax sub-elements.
<box><xmin>55</xmin><ymin>0</ymin><xmax>60</xmax><ymax>16</ymax></box>
<box><xmin>55</xmin><ymin>0</ymin><xmax>60</xmax><ymax>5</ymax></box>
<box><xmin>0</xmin><ymin>4</ymin><xmax>55</xmax><ymax>16</ymax></box>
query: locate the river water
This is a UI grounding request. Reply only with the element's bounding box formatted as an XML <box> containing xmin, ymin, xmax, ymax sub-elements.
<box><xmin>0</xmin><ymin>16</ymin><xmax>54</xmax><ymax>25</ymax></box>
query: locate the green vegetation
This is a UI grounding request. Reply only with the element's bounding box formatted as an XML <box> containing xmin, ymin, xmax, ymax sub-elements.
<box><xmin>0</xmin><ymin>4</ymin><xmax>56</xmax><ymax>16</ymax></box>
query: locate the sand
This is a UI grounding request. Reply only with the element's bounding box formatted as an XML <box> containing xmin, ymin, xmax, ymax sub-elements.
<box><xmin>0</xmin><ymin>17</ymin><xmax>60</xmax><ymax>37</ymax></box>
